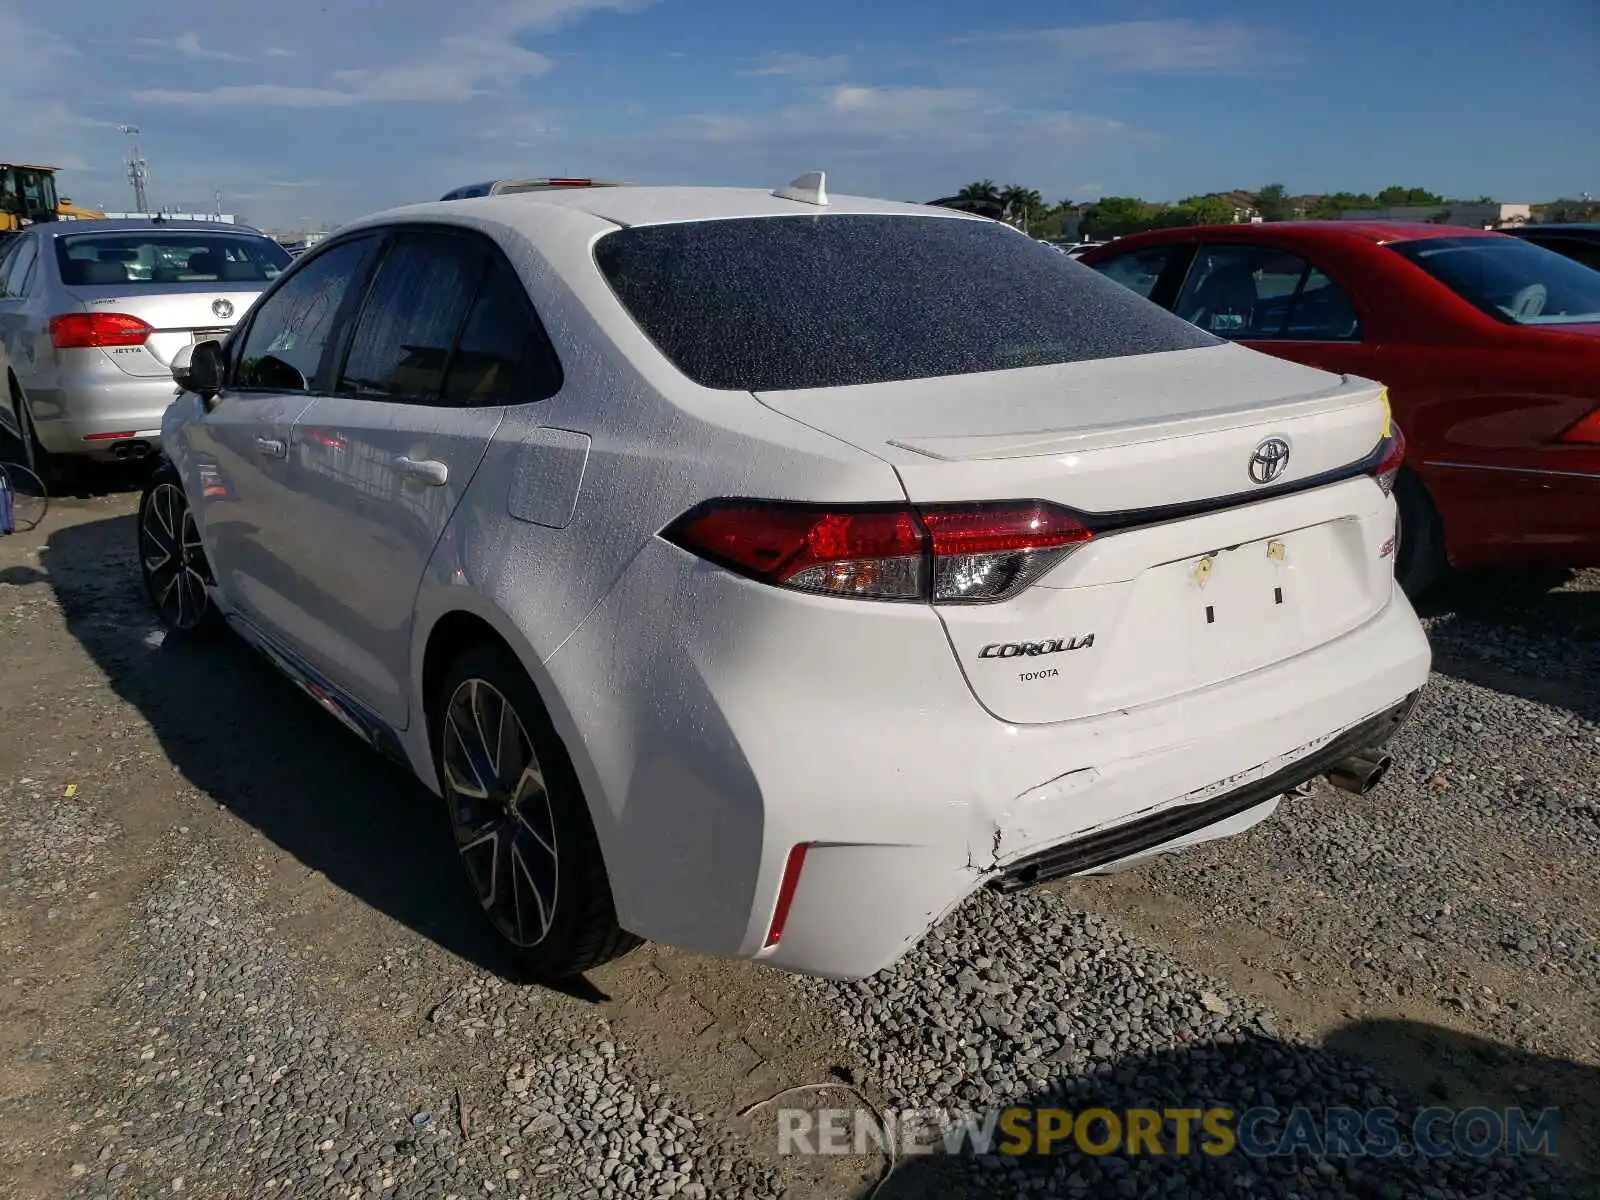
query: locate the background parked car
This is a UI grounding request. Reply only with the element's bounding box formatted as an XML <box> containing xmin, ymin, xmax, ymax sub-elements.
<box><xmin>0</xmin><ymin>218</ymin><xmax>290</xmax><ymax>482</ymax></box>
<box><xmin>1500</xmin><ymin>223</ymin><xmax>1600</xmax><ymax>272</ymax></box>
<box><xmin>1080</xmin><ymin>223</ymin><xmax>1600</xmax><ymax>595</ymax></box>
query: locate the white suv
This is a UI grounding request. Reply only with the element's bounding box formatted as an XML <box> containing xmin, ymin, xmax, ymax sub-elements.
<box><xmin>141</xmin><ymin>175</ymin><xmax>1430</xmax><ymax>980</ymax></box>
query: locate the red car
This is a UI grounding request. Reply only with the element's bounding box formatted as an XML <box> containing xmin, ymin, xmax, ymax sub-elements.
<box><xmin>1079</xmin><ymin>223</ymin><xmax>1600</xmax><ymax>594</ymax></box>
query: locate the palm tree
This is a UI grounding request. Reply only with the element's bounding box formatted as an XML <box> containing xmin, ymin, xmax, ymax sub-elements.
<box><xmin>958</xmin><ymin>179</ymin><xmax>1001</xmax><ymax>203</ymax></box>
<box><xmin>999</xmin><ymin>185</ymin><xmax>1044</xmax><ymax>231</ymax></box>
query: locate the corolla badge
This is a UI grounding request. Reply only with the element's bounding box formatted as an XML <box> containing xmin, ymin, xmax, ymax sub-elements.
<box><xmin>211</xmin><ymin>298</ymin><xmax>234</xmax><ymax>320</ymax></box>
<box><xmin>1248</xmin><ymin>436</ymin><xmax>1291</xmax><ymax>485</ymax></box>
<box><xmin>978</xmin><ymin>635</ymin><xmax>1095</xmax><ymax>659</ymax></box>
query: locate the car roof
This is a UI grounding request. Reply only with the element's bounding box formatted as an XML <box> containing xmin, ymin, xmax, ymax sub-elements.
<box><xmin>1092</xmin><ymin>220</ymin><xmax>1511</xmax><ymax>253</ymax></box>
<box><xmin>367</xmin><ymin>185</ymin><xmax>987</xmax><ymax>232</ymax></box>
<box><xmin>42</xmin><ymin>218</ymin><xmax>268</xmax><ymax>236</ymax></box>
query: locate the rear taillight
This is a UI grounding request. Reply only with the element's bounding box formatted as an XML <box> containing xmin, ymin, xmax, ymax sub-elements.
<box><xmin>1371</xmin><ymin>426</ymin><xmax>1406</xmax><ymax>496</ymax></box>
<box><xmin>1558</xmin><ymin>408</ymin><xmax>1600</xmax><ymax>444</ymax></box>
<box><xmin>49</xmin><ymin>312</ymin><xmax>153</xmax><ymax>350</ymax></box>
<box><xmin>664</xmin><ymin>499</ymin><xmax>1093</xmax><ymax>604</ymax></box>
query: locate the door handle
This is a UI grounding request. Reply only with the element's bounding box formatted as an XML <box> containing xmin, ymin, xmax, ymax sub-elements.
<box><xmin>253</xmin><ymin>436</ymin><xmax>287</xmax><ymax>459</ymax></box>
<box><xmin>392</xmin><ymin>455</ymin><xmax>448</xmax><ymax>487</ymax></box>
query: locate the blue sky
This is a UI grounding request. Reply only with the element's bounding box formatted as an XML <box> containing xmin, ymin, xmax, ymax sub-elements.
<box><xmin>5</xmin><ymin>0</ymin><xmax>1595</xmax><ymax>230</ymax></box>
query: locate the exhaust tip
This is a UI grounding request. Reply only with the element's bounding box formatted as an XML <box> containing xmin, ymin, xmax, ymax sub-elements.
<box><xmin>111</xmin><ymin>439</ymin><xmax>152</xmax><ymax>461</ymax></box>
<box><xmin>1324</xmin><ymin>751</ymin><xmax>1394</xmax><ymax>796</ymax></box>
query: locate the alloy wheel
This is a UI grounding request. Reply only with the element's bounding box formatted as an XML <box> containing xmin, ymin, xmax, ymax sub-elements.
<box><xmin>442</xmin><ymin>677</ymin><xmax>560</xmax><ymax>948</ymax></box>
<box><xmin>140</xmin><ymin>482</ymin><xmax>211</xmax><ymax>630</ymax></box>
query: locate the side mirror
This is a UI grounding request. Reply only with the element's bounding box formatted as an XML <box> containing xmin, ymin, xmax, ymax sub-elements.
<box><xmin>173</xmin><ymin>339</ymin><xmax>224</xmax><ymax>408</ymax></box>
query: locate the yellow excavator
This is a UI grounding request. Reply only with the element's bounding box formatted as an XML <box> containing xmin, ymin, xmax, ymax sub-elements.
<box><xmin>1</xmin><ymin>161</ymin><xmax>105</xmax><ymax>234</ymax></box>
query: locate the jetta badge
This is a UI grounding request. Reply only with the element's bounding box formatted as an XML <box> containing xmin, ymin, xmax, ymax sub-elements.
<box><xmin>211</xmin><ymin>298</ymin><xmax>234</xmax><ymax>320</ymax></box>
<box><xmin>1248</xmin><ymin>436</ymin><xmax>1291</xmax><ymax>485</ymax></box>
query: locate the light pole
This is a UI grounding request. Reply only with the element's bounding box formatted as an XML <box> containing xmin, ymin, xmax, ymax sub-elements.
<box><xmin>118</xmin><ymin>124</ymin><xmax>148</xmax><ymax>213</ymax></box>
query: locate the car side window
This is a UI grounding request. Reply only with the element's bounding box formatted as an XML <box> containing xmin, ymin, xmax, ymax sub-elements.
<box><xmin>1284</xmin><ymin>267</ymin><xmax>1362</xmax><ymax>341</ymax></box>
<box><xmin>1173</xmin><ymin>244</ymin><xmax>1362</xmax><ymax>342</ymax></box>
<box><xmin>1089</xmin><ymin>246</ymin><xmax>1181</xmax><ymax>299</ymax></box>
<box><xmin>1536</xmin><ymin>237</ymin><xmax>1600</xmax><ymax>273</ymax></box>
<box><xmin>0</xmin><ymin>237</ymin><xmax>38</xmax><ymax>299</ymax></box>
<box><xmin>441</xmin><ymin>257</ymin><xmax>564</xmax><ymax>405</ymax></box>
<box><xmin>235</xmin><ymin>237</ymin><xmax>375</xmax><ymax>392</ymax></box>
<box><xmin>0</xmin><ymin>240</ymin><xmax>19</xmax><ymax>298</ymax></box>
<box><xmin>337</xmin><ymin>232</ymin><xmax>483</xmax><ymax>402</ymax></box>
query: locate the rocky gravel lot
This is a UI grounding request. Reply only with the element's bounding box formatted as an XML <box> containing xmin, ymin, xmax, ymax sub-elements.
<box><xmin>2</xmin><ymin>481</ymin><xmax>1598</xmax><ymax>1199</ymax></box>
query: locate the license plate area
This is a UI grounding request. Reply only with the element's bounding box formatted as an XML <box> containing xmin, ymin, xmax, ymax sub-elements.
<box><xmin>191</xmin><ymin>328</ymin><xmax>230</xmax><ymax>345</ymax></box>
<box><xmin>1090</xmin><ymin>519</ymin><xmax>1374</xmax><ymax>709</ymax></box>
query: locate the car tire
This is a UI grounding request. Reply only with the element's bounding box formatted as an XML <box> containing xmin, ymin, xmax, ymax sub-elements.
<box><xmin>137</xmin><ymin>460</ymin><xmax>221</xmax><ymax>637</ymax></box>
<box><xmin>433</xmin><ymin>642</ymin><xmax>641</xmax><ymax>978</ymax></box>
<box><xmin>1393</xmin><ymin>467</ymin><xmax>1445</xmax><ymax>600</ymax></box>
<box><xmin>10</xmin><ymin>380</ymin><xmax>75</xmax><ymax>494</ymax></box>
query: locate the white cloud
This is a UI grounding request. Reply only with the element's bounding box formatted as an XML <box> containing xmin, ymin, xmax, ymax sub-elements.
<box><xmin>332</xmin><ymin>37</ymin><xmax>552</xmax><ymax>102</ymax></box>
<box><xmin>136</xmin><ymin>0</ymin><xmax>650</xmax><ymax>108</ymax></box>
<box><xmin>134</xmin><ymin>84</ymin><xmax>361</xmax><ymax>109</ymax></box>
<box><xmin>956</xmin><ymin>19</ymin><xmax>1299</xmax><ymax>73</ymax></box>
<box><xmin>742</xmin><ymin>53</ymin><xmax>849</xmax><ymax>79</ymax></box>
<box><xmin>136</xmin><ymin>31</ymin><xmax>248</xmax><ymax>62</ymax></box>
<box><xmin>0</xmin><ymin>4</ymin><xmax>103</xmax><ymax>170</ymax></box>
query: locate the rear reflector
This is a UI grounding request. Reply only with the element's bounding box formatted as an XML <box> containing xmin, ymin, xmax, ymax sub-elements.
<box><xmin>764</xmin><ymin>844</ymin><xmax>809</xmax><ymax>948</ymax></box>
<box><xmin>1558</xmin><ymin>408</ymin><xmax>1600</xmax><ymax>445</ymax></box>
<box><xmin>664</xmin><ymin>499</ymin><xmax>1093</xmax><ymax>604</ymax></box>
<box><xmin>49</xmin><ymin>312</ymin><xmax>153</xmax><ymax>350</ymax></box>
<box><xmin>1371</xmin><ymin>426</ymin><xmax>1406</xmax><ymax>496</ymax></box>
<box><xmin>82</xmin><ymin>431</ymin><xmax>137</xmax><ymax>442</ymax></box>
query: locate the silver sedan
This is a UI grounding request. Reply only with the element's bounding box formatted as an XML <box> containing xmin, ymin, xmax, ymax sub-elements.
<box><xmin>0</xmin><ymin>218</ymin><xmax>289</xmax><ymax>477</ymax></box>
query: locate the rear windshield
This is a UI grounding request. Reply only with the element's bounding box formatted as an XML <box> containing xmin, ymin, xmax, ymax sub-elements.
<box><xmin>54</xmin><ymin>231</ymin><xmax>291</xmax><ymax>288</ymax></box>
<box><xmin>1389</xmin><ymin>236</ymin><xmax>1600</xmax><ymax>326</ymax></box>
<box><xmin>593</xmin><ymin>214</ymin><xmax>1220</xmax><ymax>391</ymax></box>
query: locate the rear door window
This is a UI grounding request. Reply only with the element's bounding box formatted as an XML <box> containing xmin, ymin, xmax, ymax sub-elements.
<box><xmin>594</xmin><ymin>214</ymin><xmax>1218</xmax><ymax>392</ymax></box>
<box><xmin>0</xmin><ymin>236</ymin><xmax>37</xmax><ymax>298</ymax></box>
<box><xmin>441</xmin><ymin>257</ymin><xmax>563</xmax><ymax>405</ymax></box>
<box><xmin>1174</xmin><ymin>244</ymin><xmax>1362</xmax><ymax>342</ymax></box>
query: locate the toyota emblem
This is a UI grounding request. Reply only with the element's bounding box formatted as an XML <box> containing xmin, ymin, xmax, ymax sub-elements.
<box><xmin>211</xmin><ymin>298</ymin><xmax>234</xmax><ymax>320</ymax></box>
<box><xmin>1248</xmin><ymin>437</ymin><xmax>1291</xmax><ymax>485</ymax></box>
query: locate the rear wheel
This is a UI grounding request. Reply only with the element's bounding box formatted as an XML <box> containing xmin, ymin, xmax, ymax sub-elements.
<box><xmin>1393</xmin><ymin>467</ymin><xmax>1446</xmax><ymax>600</ymax></box>
<box><xmin>10</xmin><ymin>379</ymin><xmax>74</xmax><ymax>494</ymax></box>
<box><xmin>433</xmin><ymin>642</ymin><xmax>640</xmax><ymax>977</ymax></box>
<box><xmin>138</xmin><ymin>461</ymin><xmax>220</xmax><ymax>636</ymax></box>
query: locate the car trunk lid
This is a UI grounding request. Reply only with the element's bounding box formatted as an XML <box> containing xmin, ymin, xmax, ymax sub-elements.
<box><xmin>755</xmin><ymin>343</ymin><xmax>1398</xmax><ymax>724</ymax></box>
<box><xmin>59</xmin><ymin>284</ymin><xmax>264</xmax><ymax>377</ymax></box>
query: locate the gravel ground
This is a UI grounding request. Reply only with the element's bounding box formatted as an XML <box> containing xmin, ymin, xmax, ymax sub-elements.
<box><xmin>3</xmin><ymin>489</ymin><xmax>1598</xmax><ymax>1200</ymax></box>
<box><xmin>800</xmin><ymin>889</ymin><xmax>1579</xmax><ymax>1198</ymax></box>
<box><xmin>65</xmin><ymin>841</ymin><xmax>780</xmax><ymax>1200</ymax></box>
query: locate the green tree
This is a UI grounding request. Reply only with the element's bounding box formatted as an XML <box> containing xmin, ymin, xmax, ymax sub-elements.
<box><xmin>999</xmin><ymin>185</ymin><xmax>1044</xmax><ymax>231</ymax></box>
<box><xmin>1306</xmin><ymin>192</ymin><xmax>1376</xmax><ymax>219</ymax></box>
<box><xmin>1544</xmin><ymin>197</ymin><xmax>1600</xmax><ymax>222</ymax></box>
<box><xmin>1375</xmin><ymin>185</ymin><xmax>1444</xmax><ymax>206</ymax></box>
<box><xmin>1080</xmin><ymin>196</ymin><xmax>1157</xmax><ymax>238</ymax></box>
<box><xmin>1252</xmin><ymin>183</ymin><xmax>1295</xmax><ymax>221</ymax></box>
<box><xmin>1173</xmin><ymin>193</ymin><xmax>1238</xmax><ymax>225</ymax></box>
<box><xmin>957</xmin><ymin>179</ymin><xmax>1001</xmax><ymax>203</ymax></box>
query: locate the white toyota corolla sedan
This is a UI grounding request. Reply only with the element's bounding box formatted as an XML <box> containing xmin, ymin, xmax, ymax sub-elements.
<box><xmin>142</xmin><ymin>173</ymin><xmax>1430</xmax><ymax>980</ymax></box>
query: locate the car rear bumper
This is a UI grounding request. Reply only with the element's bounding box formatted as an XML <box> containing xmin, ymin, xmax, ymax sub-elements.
<box><xmin>23</xmin><ymin>378</ymin><xmax>173</xmax><ymax>459</ymax></box>
<box><xmin>543</xmin><ymin>537</ymin><xmax>1432</xmax><ymax>980</ymax></box>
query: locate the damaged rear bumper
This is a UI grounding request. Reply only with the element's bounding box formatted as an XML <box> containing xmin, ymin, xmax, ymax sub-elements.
<box><xmin>991</xmin><ymin>690</ymin><xmax>1419</xmax><ymax>892</ymax></box>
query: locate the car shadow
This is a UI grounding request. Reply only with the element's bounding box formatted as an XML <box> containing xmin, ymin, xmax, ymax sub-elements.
<box><xmin>1417</xmin><ymin>569</ymin><xmax>1600</xmax><ymax>725</ymax></box>
<box><xmin>863</xmin><ymin>1018</ymin><xmax>1598</xmax><ymax>1198</ymax></box>
<box><xmin>38</xmin><ymin>511</ymin><xmax>607</xmax><ymax>999</ymax></box>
